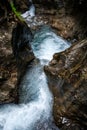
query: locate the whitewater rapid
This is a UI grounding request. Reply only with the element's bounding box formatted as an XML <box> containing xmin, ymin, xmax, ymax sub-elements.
<box><xmin>0</xmin><ymin>26</ymin><xmax>70</xmax><ymax>130</ymax></box>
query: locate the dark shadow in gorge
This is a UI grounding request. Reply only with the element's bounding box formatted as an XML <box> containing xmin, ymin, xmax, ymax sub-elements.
<box><xmin>65</xmin><ymin>0</ymin><xmax>87</xmax><ymax>39</ymax></box>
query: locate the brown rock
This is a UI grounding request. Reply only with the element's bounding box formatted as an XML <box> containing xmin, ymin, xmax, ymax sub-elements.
<box><xmin>0</xmin><ymin>22</ymin><xmax>18</xmax><ymax>104</ymax></box>
<box><xmin>0</xmin><ymin>54</ymin><xmax>18</xmax><ymax>104</ymax></box>
<box><xmin>0</xmin><ymin>22</ymin><xmax>35</xmax><ymax>104</ymax></box>
<box><xmin>44</xmin><ymin>39</ymin><xmax>87</xmax><ymax>129</ymax></box>
<box><xmin>11</xmin><ymin>23</ymin><xmax>35</xmax><ymax>80</ymax></box>
<box><xmin>14</xmin><ymin>0</ymin><xmax>30</xmax><ymax>12</ymax></box>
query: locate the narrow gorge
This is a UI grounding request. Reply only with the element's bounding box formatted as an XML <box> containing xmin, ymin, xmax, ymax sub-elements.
<box><xmin>0</xmin><ymin>0</ymin><xmax>87</xmax><ymax>130</ymax></box>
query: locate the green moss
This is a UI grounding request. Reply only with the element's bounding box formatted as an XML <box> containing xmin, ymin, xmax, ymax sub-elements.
<box><xmin>10</xmin><ymin>1</ymin><xmax>25</xmax><ymax>23</ymax></box>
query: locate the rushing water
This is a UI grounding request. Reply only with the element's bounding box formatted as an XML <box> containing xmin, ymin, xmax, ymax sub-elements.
<box><xmin>21</xmin><ymin>0</ymin><xmax>35</xmax><ymax>19</ymax></box>
<box><xmin>0</xmin><ymin>26</ymin><xmax>70</xmax><ymax>130</ymax></box>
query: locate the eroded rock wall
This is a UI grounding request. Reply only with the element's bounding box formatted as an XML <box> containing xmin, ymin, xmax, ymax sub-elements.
<box><xmin>0</xmin><ymin>23</ymin><xmax>35</xmax><ymax>104</ymax></box>
<box><xmin>44</xmin><ymin>39</ymin><xmax>87</xmax><ymax>129</ymax></box>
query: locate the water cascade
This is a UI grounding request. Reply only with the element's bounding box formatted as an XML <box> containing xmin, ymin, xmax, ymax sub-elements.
<box><xmin>0</xmin><ymin>26</ymin><xmax>70</xmax><ymax>130</ymax></box>
<box><xmin>21</xmin><ymin>0</ymin><xmax>35</xmax><ymax>19</ymax></box>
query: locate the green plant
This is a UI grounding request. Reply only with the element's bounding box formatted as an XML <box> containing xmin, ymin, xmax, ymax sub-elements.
<box><xmin>10</xmin><ymin>1</ymin><xmax>26</xmax><ymax>24</ymax></box>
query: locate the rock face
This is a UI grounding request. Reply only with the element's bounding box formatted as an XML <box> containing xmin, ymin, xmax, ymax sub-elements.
<box><xmin>44</xmin><ymin>39</ymin><xmax>87</xmax><ymax>129</ymax></box>
<box><xmin>0</xmin><ymin>22</ymin><xmax>18</xmax><ymax>104</ymax></box>
<box><xmin>33</xmin><ymin>0</ymin><xmax>64</xmax><ymax>8</ymax></box>
<box><xmin>14</xmin><ymin>0</ymin><xmax>32</xmax><ymax>12</ymax></box>
<box><xmin>11</xmin><ymin>23</ymin><xmax>35</xmax><ymax>83</ymax></box>
<box><xmin>0</xmin><ymin>54</ymin><xmax>17</xmax><ymax>104</ymax></box>
<box><xmin>0</xmin><ymin>23</ymin><xmax>35</xmax><ymax>104</ymax></box>
<box><xmin>65</xmin><ymin>0</ymin><xmax>87</xmax><ymax>39</ymax></box>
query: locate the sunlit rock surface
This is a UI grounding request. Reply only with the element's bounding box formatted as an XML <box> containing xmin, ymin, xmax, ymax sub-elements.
<box><xmin>44</xmin><ymin>39</ymin><xmax>87</xmax><ymax>129</ymax></box>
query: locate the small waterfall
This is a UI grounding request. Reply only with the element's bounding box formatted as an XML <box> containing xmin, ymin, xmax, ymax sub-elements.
<box><xmin>31</xmin><ymin>26</ymin><xmax>70</xmax><ymax>65</ymax></box>
<box><xmin>21</xmin><ymin>0</ymin><xmax>35</xmax><ymax>18</ymax></box>
<box><xmin>0</xmin><ymin>25</ymin><xmax>70</xmax><ymax>130</ymax></box>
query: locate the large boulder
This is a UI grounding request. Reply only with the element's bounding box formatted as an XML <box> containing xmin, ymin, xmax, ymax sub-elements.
<box><xmin>44</xmin><ymin>39</ymin><xmax>87</xmax><ymax>130</ymax></box>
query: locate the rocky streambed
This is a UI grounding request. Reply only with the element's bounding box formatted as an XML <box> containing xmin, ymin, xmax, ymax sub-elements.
<box><xmin>0</xmin><ymin>0</ymin><xmax>87</xmax><ymax>130</ymax></box>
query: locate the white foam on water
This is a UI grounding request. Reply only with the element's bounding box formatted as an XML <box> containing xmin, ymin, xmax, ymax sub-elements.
<box><xmin>0</xmin><ymin>25</ymin><xmax>70</xmax><ymax>130</ymax></box>
<box><xmin>31</xmin><ymin>26</ymin><xmax>70</xmax><ymax>65</ymax></box>
<box><xmin>21</xmin><ymin>1</ymin><xmax>35</xmax><ymax>18</ymax></box>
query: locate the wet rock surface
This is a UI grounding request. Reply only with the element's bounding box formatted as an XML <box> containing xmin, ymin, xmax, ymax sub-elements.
<box><xmin>11</xmin><ymin>23</ymin><xmax>35</xmax><ymax>81</ymax></box>
<box><xmin>35</xmin><ymin>120</ymin><xmax>59</xmax><ymax>130</ymax></box>
<box><xmin>0</xmin><ymin>22</ymin><xmax>17</xmax><ymax>103</ymax></box>
<box><xmin>14</xmin><ymin>0</ymin><xmax>32</xmax><ymax>12</ymax></box>
<box><xmin>0</xmin><ymin>22</ymin><xmax>35</xmax><ymax>104</ymax></box>
<box><xmin>33</xmin><ymin>0</ymin><xmax>64</xmax><ymax>9</ymax></box>
<box><xmin>0</xmin><ymin>54</ymin><xmax>17</xmax><ymax>104</ymax></box>
<box><xmin>33</xmin><ymin>2</ymin><xmax>85</xmax><ymax>41</ymax></box>
<box><xmin>44</xmin><ymin>39</ymin><xmax>87</xmax><ymax>129</ymax></box>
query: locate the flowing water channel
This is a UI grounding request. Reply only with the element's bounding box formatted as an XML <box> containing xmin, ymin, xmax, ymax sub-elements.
<box><xmin>0</xmin><ymin>26</ymin><xmax>70</xmax><ymax>130</ymax></box>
